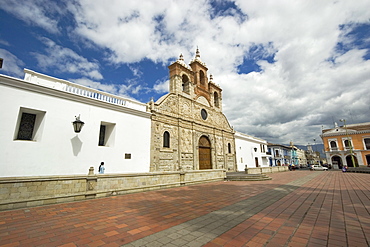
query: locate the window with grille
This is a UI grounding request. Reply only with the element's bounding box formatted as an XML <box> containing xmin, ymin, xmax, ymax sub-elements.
<box><xmin>14</xmin><ymin>108</ymin><xmax>45</xmax><ymax>141</ymax></box>
<box><xmin>17</xmin><ymin>113</ymin><xmax>36</xmax><ymax>140</ymax></box>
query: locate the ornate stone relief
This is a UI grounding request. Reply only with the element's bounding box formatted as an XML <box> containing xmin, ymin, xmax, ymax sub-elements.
<box><xmin>180</xmin><ymin>128</ymin><xmax>193</xmax><ymax>153</ymax></box>
<box><xmin>196</xmin><ymin>96</ymin><xmax>210</xmax><ymax>107</ymax></box>
<box><xmin>216</xmin><ymin>136</ymin><xmax>223</xmax><ymax>155</ymax></box>
<box><xmin>159</xmin><ymin>95</ymin><xmax>178</xmax><ymax>115</ymax></box>
<box><xmin>181</xmin><ymin>102</ymin><xmax>191</xmax><ymax>118</ymax></box>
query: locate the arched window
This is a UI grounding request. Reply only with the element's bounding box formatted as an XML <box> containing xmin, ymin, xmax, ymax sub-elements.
<box><xmin>199</xmin><ymin>70</ymin><xmax>205</xmax><ymax>85</ymax></box>
<box><xmin>344</xmin><ymin>140</ymin><xmax>352</xmax><ymax>149</ymax></box>
<box><xmin>182</xmin><ymin>74</ymin><xmax>190</xmax><ymax>94</ymax></box>
<box><xmin>163</xmin><ymin>131</ymin><xmax>170</xmax><ymax>148</ymax></box>
<box><xmin>330</xmin><ymin>141</ymin><xmax>337</xmax><ymax>150</ymax></box>
<box><xmin>228</xmin><ymin>143</ymin><xmax>231</xmax><ymax>153</ymax></box>
<box><xmin>214</xmin><ymin>92</ymin><xmax>219</xmax><ymax>107</ymax></box>
<box><xmin>364</xmin><ymin>138</ymin><xmax>370</xmax><ymax>150</ymax></box>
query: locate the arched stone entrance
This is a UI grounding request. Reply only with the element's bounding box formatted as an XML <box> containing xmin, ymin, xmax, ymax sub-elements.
<box><xmin>345</xmin><ymin>155</ymin><xmax>358</xmax><ymax>167</ymax></box>
<box><xmin>331</xmin><ymin>156</ymin><xmax>343</xmax><ymax>169</ymax></box>
<box><xmin>198</xmin><ymin>136</ymin><xmax>212</xmax><ymax>170</ymax></box>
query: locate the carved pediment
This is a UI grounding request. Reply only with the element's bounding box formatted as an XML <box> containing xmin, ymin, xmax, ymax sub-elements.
<box><xmin>196</xmin><ymin>96</ymin><xmax>210</xmax><ymax>107</ymax></box>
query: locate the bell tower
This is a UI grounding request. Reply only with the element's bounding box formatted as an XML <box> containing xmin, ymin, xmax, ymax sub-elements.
<box><xmin>150</xmin><ymin>49</ymin><xmax>235</xmax><ymax>172</ymax></box>
<box><xmin>167</xmin><ymin>49</ymin><xmax>223</xmax><ymax>111</ymax></box>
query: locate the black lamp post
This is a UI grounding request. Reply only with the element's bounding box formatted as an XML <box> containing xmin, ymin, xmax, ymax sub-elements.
<box><xmin>72</xmin><ymin>115</ymin><xmax>84</xmax><ymax>133</ymax></box>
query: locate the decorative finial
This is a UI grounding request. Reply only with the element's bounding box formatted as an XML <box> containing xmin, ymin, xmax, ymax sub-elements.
<box><xmin>210</xmin><ymin>74</ymin><xmax>213</xmax><ymax>82</ymax></box>
<box><xmin>196</xmin><ymin>47</ymin><xmax>200</xmax><ymax>58</ymax></box>
<box><xmin>179</xmin><ymin>53</ymin><xmax>184</xmax><ymax>61</ymax></box>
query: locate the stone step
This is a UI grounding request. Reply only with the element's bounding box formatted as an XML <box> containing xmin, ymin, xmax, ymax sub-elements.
<box><xmin>225</xmin><ymin>174</ymin><xmax>272</xmax><ymax>181</ymax></box>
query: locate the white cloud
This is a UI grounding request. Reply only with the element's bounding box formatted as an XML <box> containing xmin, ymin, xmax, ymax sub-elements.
<box><xmin>0</xmin><ymin>49</ymin><xmax>24</xmax><ymax>77</ymax></box>
<box><xmin>0</xmin><ymin>0</ymin><xmax>62</xmax><ymax>34</ymax></box>
<box><xmin>32</xmin><ymin>38</ymin><xmax>103</xmax><ymax>80</ymax></box>
<box><xmin>153</xmin><ymin>79</ymin><xmax>169</xmax><ymax>94</ymax></box>
<box><xmin>4</xmin><ymin>0</ymin><xmax>370</xmax><ymax>145</ymax></box>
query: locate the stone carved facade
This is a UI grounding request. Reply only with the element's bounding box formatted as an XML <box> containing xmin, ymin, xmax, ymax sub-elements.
<box><xmin>149</xmin><ymin>50</ymin><xmax>236</xmax><ymax>172</ymax></box>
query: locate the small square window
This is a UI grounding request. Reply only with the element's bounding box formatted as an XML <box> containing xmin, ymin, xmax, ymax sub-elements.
<box><xmin>125</xmin><ymin>153</ymin><xmax>131</xmax><ymax>159</ymax></box>
<box><xmin>14</xmin><ymin>107</ymin><xmax>45</xmax><ymax>141</ymax></box>
<box><xmin>98</xmin><ymin>122</ymin><xmax>115</xmax><ymax>147</ymax></box>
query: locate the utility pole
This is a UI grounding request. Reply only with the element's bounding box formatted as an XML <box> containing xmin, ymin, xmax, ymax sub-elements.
<box><xmin>340</xmin><ymin>119</ymin><xmax>356</xmax><ymax>167</ymax></box>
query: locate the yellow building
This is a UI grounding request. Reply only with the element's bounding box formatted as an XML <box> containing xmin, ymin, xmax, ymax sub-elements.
<box><xmin>321</xmin><ymin>122</ymin><xmax>370</xmax><ymax>168</ymax></box>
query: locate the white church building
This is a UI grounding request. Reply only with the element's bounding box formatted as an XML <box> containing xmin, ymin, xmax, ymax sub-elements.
<box><xmin>0</xmin><ymin>69</ymin><xmax>151</xmax><ymax>177</ymax></box>
<box><xmin>0</xmin><ymin>53</ymin><xmax>272</xmax><ymax>178</ymax></box>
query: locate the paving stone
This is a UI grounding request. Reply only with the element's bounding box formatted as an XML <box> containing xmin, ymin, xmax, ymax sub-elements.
<box><xmin>2</xmin><ymin>171</ymin><xmax>369</xmax><ymax>247</ymax></box>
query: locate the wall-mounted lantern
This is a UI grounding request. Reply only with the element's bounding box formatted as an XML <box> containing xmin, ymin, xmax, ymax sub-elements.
<box><xmin>72</xmin><ymin>115</ymin><xmax>84</xmax><ymax>133</ymax></box>
<box><xmin>254</xmin><ymin>147</ymin><xmax>257</xmax><ymax>152</ymax></box>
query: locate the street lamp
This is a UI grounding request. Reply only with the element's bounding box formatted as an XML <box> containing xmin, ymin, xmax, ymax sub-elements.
<box><xmin>340</xmin><ymin>119</ymin><xmax>356</xmax><ymax>167</ymax></box>
<box><xmin>72</xmin><ymin>115</ymin><xmax>84</xmax><ymax>133</ymax></box>
<box><xmin>313</xmin><ymin>138</ymin><xmax>317</xmax><ymax>164</ymax></box>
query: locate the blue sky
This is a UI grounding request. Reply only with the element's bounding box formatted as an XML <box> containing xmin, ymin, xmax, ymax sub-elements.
<box><xmin>1</xmin><ymin>0</ymin><xmax>370</xmax><ymax>145</ymax></box>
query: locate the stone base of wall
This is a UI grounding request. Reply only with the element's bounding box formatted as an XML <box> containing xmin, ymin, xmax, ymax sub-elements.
<box><xmin>0</xmin><ymin>169</ymin><xmax>226</xmax><ymax>211</ymax></box>
<box><xmin>347</xmin><ymin>167</ymin><xmax>370</xmax><ymax>173</ymax></box>
<box><xmin>245</xmin><ymin>166</ymin><xmax>289</xmax><ymax>174</ymax></box>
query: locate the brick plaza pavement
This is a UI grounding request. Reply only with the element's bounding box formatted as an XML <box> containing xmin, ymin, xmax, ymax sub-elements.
<box><xmin>0</xmin><ymin>171</ymin><xmax>369</xmax><ymax>247</ymax></box>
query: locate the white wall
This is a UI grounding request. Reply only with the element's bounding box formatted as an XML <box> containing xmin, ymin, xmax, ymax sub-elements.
<box><xmin>235</xmin><ymin>132</ymin><xmax>269</xmax><ymax>171</ymax></box>
<box><xmin>0</xmin><ymin>73</ymin><xmax>151</xmax><ymax>177</ymax></box>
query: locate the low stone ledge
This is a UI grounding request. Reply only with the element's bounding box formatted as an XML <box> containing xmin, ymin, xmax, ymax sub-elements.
<box><xmin>0</xmin><ymin>170</ymin><xmax>225</xmax><ymax>211</ymax></box>
<box><xmin>347</xmin><ymin>167</ymin><xmax>370</xmax><ymax>173</ymax></box>
<box><xmin>244</xmin><ymin>166</ymin><xmax>289</xmax><ymax>174</ymax></box>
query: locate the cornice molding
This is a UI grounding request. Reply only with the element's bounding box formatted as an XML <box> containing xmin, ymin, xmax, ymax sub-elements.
<box><xmin>0</xmin><ymin>74</ymin><xmax>151</xmax><ymax>119</ymax></box>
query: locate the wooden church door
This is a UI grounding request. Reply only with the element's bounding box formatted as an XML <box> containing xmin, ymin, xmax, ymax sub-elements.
<box><xmin>199</xmin><ymin>136</ymin><xmax>212</xmax><ymax>169</ymax></box>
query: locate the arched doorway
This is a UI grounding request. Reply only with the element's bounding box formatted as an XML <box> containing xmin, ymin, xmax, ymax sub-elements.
<box><xmin>331</xmin><ymin>156</ymin><xmax>343</xmax><ymax>169</ymax></box>
<box><xmin>199</xmin><ymin>136</ymin><xmax>212</xmax><ymax>170</ymax></box>
<box><xmin>345</xmin><ymin>155</ymin><xmax>358</xmax><ymax>167</ymax></box>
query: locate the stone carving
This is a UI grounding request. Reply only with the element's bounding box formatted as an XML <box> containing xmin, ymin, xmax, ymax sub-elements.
<box><xmin>181</xmin><ymin>129</ymin><xmax>192</xmax><ymax>153</ymax></box>
<box><xmin>216</xmin><ymin>136</ymin><xmax>223</xmax><ymax>155</ymax></box>
<box><xmin>181</xmin><ymin>102</ymin><xmax>191</xmax><ymax>117</ymax></box>
<box><xmin>155</xmin><ymin>123</ymin><xmax>160</xmax><ymax>133</ymax></box>
<box><xmin>196</xmin><ymin>96</ymin><xmax>210</xmax><ymax>107</ymax></box>
<box><xmin>181</xmin><ymin>153</ymin><xmax>193</xmax><ymax>159</ymax></box>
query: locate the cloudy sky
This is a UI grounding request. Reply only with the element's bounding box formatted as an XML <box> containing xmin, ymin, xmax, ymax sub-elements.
<box><xmin>1</xmin><ymin>0</ymin><xmax>370</xmax><ymax>145</ymax></box>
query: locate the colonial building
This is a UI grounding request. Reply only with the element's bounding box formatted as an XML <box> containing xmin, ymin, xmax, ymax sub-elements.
<box><xmin>235</xmin><ymin>131</ymin><xmax>270</xmax><ymax>170</ymax></box>
<box><xmin>296</xmin><ymin>148</ymin><xmax>308</xmax><ymax>167</ymax></box>
<box><xmin>0</xmin><ymin>69</ymin><xmax>152</xmax><ymax>177</ymax></box>
<box><xmin>321</xmin><ymin>122</ymin><xmax>370</xmax><ymax>168</ymax></box>
<box><xmin>305</xmin><ymin>145</ymin><xmax>321</xmax><ymax>166</ymax></box>
<box><xmin>267</xmin><ymin>143</ymin><xmax>293</xmax><ymax>166</ymax></box>
<box><xmin>148</xmin><ymin>50</ymin><xmax>236</xmax><ymax>172</ymax></box>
